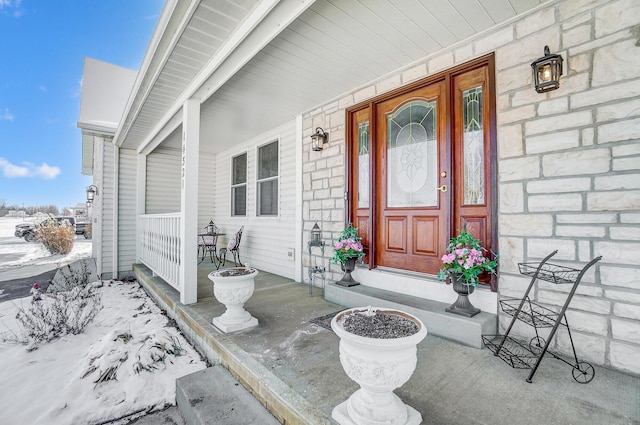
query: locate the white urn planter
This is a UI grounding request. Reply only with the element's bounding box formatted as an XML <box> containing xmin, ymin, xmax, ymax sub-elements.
<box><xmin>331</xmin><ymin>307</ymin><xmax>428</xmax><ymax>425</ymax></box>
<box><xmin>208</xmin><ymin>267</ymin><xmax>259</xmax><ymax>333</ymax></box>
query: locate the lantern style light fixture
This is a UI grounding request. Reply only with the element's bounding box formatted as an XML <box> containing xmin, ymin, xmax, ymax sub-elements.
<box><xmin>207</xmin><ymin>219</ymin><xmax>215</xmax><ymax>234</ymax></box>
<box><xmin>310</xmin><ymin>222</ymin><xmax>322</xmax><ymax>245</ymax></box>
<box><xmin>531</xmin><ymin>45</ymin><xmax>563</xmax><ymax>93</ymax></box>
<box><xmin>86</xmin><ymin>185</ymin><xmax>98</xmax><ymax>203</ymax></box>
<box><xmin>310</xmin><ymin>127</ymin><xmax>328</xmax><ymax>151</ymax></box>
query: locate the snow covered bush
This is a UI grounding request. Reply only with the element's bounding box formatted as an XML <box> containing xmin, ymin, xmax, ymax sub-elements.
<box><xmin>5</xmin><ymin>282</ymin><xmax>103</xmax><ymax>350</ymax></box>
<box><xmin>80</xmin><ymin>328</ymin><xmax>186</xmax><ymax>387</ymax></box>
<box><xmin>37</xmin><ymin>219</ymin><xmax>75</xmax><ymax>255</ymax></box>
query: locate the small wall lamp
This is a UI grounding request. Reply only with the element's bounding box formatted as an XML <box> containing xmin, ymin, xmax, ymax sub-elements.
<box><xmin>531</xmin><ymin>45</ymin><xmax>563</xmax><ymax>93</ymax></box>
<box><xmin>86</xmin><ymin>184</ymin><xmax>98</xmax><ymax>203</ymax></box>
<box><xmin>310</xmin><ymin>127</ymin><xmax>328</xmax><ymax>151</ymax></box>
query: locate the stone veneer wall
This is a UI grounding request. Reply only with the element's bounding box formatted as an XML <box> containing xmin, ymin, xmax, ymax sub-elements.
<box><xmin>301</xmin><ymin>0</ymin><xmax>640</xmax><ymax>376</ymax></box>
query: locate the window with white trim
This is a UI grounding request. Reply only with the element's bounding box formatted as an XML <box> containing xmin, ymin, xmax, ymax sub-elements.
<box><xmin>257</xmin><ymin>140</ymin><xmax>278</xmax><ymax>216</ymax></box>
<box><xmin>231</xmin><ymin>152</ymin><xmax>247</xmax><ymax>216</ymax></box>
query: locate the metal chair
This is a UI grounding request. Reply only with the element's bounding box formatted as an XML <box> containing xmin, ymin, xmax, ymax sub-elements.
<box><xmin>219</xmin><ymin>226</ymin><xmax>244</xmax><ymax>267</ymax></box>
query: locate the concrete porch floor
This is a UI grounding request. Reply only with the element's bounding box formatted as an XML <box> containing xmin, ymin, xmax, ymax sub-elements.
<box><xmin>134</xmin><ymin>262</ymin><xmax>640</xmax><ymax>425</ymax></box>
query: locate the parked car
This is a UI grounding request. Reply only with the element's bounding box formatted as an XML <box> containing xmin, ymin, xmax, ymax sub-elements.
<box><xmin>76</xmin><ymin>221</ymin><xmax>91</xmax><ymax>238</ymax></box>
<box><xmin>18</xmin><ymin>217</ymin><xmax>76</xmax><ymax>242</ymax></box>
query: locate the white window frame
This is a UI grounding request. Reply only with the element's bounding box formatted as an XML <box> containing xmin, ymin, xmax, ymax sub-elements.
<box><xmin>256</xmin><ymin>139</ymin><xmax>279</xmax><ymax>217</ymax></box>
<box><xmin>230</xmin><ymin>151</ymin><xmax>247</xmax><ymax>217</ymax></box>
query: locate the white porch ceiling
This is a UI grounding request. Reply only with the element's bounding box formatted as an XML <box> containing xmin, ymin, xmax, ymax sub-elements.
<box><xmin>119</xmin><ymin>0</ymin><xmax>548</xmax><ymax>154</ymax></box>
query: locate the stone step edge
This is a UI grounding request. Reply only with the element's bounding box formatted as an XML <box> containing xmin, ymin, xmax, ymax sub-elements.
<box><xmin>324</xmin><ymin>281</ymin><xmax>497</xmax><ymax>348</ymax></box>
<box><xmin>176</xmin><ymin>366</ymin><xmax>280</xmax><ymax>425</ymax></box>
<box><xmin>133</xmin><ymin>263</ymin><xmax>331</xmax><ymax>425</ymax></box>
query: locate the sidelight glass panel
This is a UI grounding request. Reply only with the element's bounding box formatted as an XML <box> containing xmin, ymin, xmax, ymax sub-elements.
<box><xmin>386</xmin><ymin>100</ymin><xmax>438</xmax><ymax>207</ymax></box>
<box><xmin>462</xmin><ymin>86</ymin><xmax>485</xmax><ymax>205</ymax></box>
<box><xmin>357</xmin><ymin>121</ymin><xmax>370</xmax><ymax>208</ymax></box>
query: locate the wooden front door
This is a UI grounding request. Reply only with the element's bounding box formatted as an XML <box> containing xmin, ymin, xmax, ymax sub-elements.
<box><xmin>348</xmin><ymin>56</ymin><xmax>496</xmax><ymax>282</ymax></box>
<box><xmin>375</xmin><ymin>82</ymin><xmax>448</xmax><ymax>273</ymax></box>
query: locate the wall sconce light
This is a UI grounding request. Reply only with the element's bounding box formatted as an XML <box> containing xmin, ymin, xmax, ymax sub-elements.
<box><xmin>310</xmin><ymin>222</ymin><xmax>322</xmax><ymax>245</ymax></box>
<box><xmin>531</xmin><ymin>45</ymin><xmax>563</xmax><ymax>93</ymax></box>
<box><xmin>86</xmin><ymin>184</ymin><xmax>98</xmax><ymax>203</ymax></box>
<box><xmin>310</xmin><ymin>127</ymin><xmax>328</xmax><ymax>151</ymax></box>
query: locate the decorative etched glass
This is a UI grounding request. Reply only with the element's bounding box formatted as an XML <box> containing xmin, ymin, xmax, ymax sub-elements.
<box><xmin>462</xmin><ymin>86</ymin><xmax>485</xmax><ymax>205</ymax></box>
<box><xmin>386</xmin><ymin>100</ymin><xmax>437</xmax><ymax>207</ymax></box>
<box><xmin>357</xmin><ymin>121</ymin><xmax>370</xmax><ymax>208</ymax></box>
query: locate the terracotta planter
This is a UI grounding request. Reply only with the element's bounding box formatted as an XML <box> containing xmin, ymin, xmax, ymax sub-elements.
<box><xmin>445</xmin><ymin>273</ymin><xmax>481</xmax><ymax>317</ymax></box>
<box><xmin>336</xmin><ymin>256</ymin><xmax>359</xmax><ymax>287</ymax></box>
<box><xmin>331</xmin><ymin>307</ymin><xmax>428</xmax><ymax>425</ymax></box>
<box><xmin>208</xmin><ymin>267</ymin><xmax>259</xmax><ymax>333</ymax></box>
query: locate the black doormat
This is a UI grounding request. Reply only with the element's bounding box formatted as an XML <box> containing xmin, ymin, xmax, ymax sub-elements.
<box><xmin>309</xmin><ymin>311</ymin><xmax>344</xmax><ymax>331</ymax></box>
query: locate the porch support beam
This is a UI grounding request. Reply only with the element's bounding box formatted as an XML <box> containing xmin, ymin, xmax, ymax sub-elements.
<box><xmin>179</xmin><ymin>98</ymin><xmax>200</xmax><ymax>305</ymax></box>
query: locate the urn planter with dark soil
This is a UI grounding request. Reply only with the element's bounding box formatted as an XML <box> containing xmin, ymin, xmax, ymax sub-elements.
<box><xmin>331</xmin><ymin>306</ymin><xmax>427</xmax><ymax>425</ymax></box>
<box><xmin>208</xmin><ymin>267</ymin><xmax>258</xmax><ymax>333</ymax></box>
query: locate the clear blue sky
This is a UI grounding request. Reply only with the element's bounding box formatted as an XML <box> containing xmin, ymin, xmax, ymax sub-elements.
<box><xmin>0</xmin><ymin>0</ymin><xmax>163</xmax><ymax>210</ymax></box>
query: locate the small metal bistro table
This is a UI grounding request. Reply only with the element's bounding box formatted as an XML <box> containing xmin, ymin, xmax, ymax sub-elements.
<box><xmin>198</xmin><ymin>232</ymin><xmax>226</xmax><ymax>268</ymax></box>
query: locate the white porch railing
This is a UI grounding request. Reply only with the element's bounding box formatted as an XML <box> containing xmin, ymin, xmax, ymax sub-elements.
<box><xmin>139</xmin><ymin>213</ymin><xmax>181</xmax><ymax>291</ymax></box>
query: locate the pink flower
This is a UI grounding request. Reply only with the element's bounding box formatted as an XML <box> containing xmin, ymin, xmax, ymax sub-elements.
<box><xmin>441</xmin><ymin>253</ymin><xmax>456</xmax><ymax>264</ymax></box>
<box><xmin>334</xmin><ymin>241</ymin><xmax>344</xmax><ymax>250</ymax></box>
<box><xmin>33</xmin><ymin>283</ymin><xmax>39</xmax><ymax>290</ymax></box>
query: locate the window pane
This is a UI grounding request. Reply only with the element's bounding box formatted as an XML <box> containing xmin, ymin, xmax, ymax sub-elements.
<box><xmin>258</xmin><ymin>179</ymin><xmax>278</xmax><ymax>216</ymax></box>
<box><xmin>232</xmin><ymin>185</ymin><xmax>246</xmax><ymax>216</ymax></box>
<box><xmin>386</xmin><ymin>100</ymin><xmax>438</xmax><ymax>207</ymax></box>
<box><xmin>258</xmin><ymin>141</ymin><xmax>278</xmax><ymax>179</ymax></box>
<box><xmin>232</xmin><ymin>153</ymin><xmax>247</xmax><ymax>185</ymax></box>
<box><xmin>357</xmin><ymin>121</ymin><xmax>370</xmax><ymax>208</ymax></box>
<box><xmin>463</xmin><ymin>86</ymin><xmax>485</xmax><ymax>205</ymax></box>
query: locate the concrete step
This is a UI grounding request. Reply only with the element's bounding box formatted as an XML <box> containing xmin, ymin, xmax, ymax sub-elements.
<box><xmin>324</xmin><ymin>282</ymin><xmax>496</xmax><ymax>348</ymax></box>
<box><xmin>176</xmin><ymin>366</ymin><xmax>282</xmax><ymax>425</ymax></box>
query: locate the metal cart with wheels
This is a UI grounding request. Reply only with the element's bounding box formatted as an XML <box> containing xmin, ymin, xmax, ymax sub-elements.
<box><xmin>483</xmin><ymin>250</ymin><xmax>602</xmax><ymax>383</ymax></box>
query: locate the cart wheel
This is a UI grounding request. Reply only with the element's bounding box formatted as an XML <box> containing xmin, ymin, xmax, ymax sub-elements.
<box><xmin>572</xmin><ymin>362</ymin><xmax>594</xmax><ymax>384</ymax></box>
<box><xmin>529</xmin><ymin>336</ymin><xmax>546</xmax><ymax>355</ymax></box>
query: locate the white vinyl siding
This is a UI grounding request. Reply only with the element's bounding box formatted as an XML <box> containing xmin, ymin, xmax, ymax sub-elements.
<box><xmin>214</xmin><ymin>120</ymin><xmax>297</xmax><ymax>279</ymax></box>
<box><xmin>146</xmin><ymin>148</ymin><xmax>181</xmax><ymax>214</ymax></box>
<box><xmin>99</xmin><ymin>138</ymin><xmax>115</xmax><ymax>278</ymax></box>
<box><xmin>117</xmin><ymin>148</ymin><xmax>137</xmax><ymax>277</ymax></box>
<box><xmin>198</xmin><ymin>152</ymin><xmax>216</xmax><ymax>229</ymax></box>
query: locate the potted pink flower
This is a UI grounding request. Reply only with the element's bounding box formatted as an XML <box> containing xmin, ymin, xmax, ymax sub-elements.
<box><xmin>438</xmin><ymin>227</ymin><xmax>498</xmax><ymax>317</ymax></box>
<box><xmin>332</xmin><ymin>224</ymin><xmax>365</xmax><ymax>287</ymax></box>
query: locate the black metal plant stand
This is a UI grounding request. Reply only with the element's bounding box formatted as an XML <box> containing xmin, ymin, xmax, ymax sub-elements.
<box><xmin>482</xmin><ymin>250</ymin><xmax>602</xmax><ymax>383</ymax></box>
<box><xmin>307</xmin><ymin>240</ymin><xmax>326</xmax><ymax>296</ymax></box>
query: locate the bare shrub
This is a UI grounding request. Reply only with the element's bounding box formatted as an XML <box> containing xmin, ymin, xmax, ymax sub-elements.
<box><xmin>1</xmin><ymin>272</ymin><xmax>103</xmax><ymax>351</ymax></box>
<box><xmin>37</xmin><ymin>219</ymin><xmax>75</xmax><ymax>255</ymax></box>
<box><xmin>10</xmin><ymin>283</ymin><xmax>103</xmax><ymax>350</ymax></box>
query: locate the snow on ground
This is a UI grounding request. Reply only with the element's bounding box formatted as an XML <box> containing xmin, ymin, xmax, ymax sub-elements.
<box><xmin>0</xmin><ymin>217</ymin><xmax>207</xmax><ymax>424</ymax></box>
<box><xmin>0</xmin><ymin>217</ymin><xmax>92</xmax><ymax>270</ymax></box>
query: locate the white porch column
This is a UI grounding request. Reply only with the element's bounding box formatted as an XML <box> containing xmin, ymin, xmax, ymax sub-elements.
<box><xmin>180</xmin><ymin>98</ymin><xmax>200</xmax><ymax>304</ymax></box>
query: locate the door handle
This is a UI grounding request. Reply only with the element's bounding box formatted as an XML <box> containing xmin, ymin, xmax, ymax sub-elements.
<box><xmin>436</xmin><ymin>185</ymin><xmax>447</xmax><ymax>192</ymax></box>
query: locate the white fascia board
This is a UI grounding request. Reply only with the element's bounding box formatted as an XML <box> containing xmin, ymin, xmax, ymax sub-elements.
<box><xmin>114</xmin><ymin>0</ymin><xmax>197</xmax><ymax>147</ymax></box>
<box><xmin>136</xmin><ymin>0</ymin><xmax>316</xmax><ymax>155</ymax></box>
<box><xmin>77</xmin><ymin>120</ymin><xmax>117</xmax><ymax>136</ymax></box>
